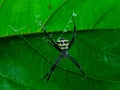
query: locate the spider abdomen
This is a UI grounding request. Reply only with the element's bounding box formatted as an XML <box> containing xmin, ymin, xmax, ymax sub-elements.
<box><xmin>57</xmin><ymin>39</ymin><xmax>69</xmax><ymax>50</ymax></box>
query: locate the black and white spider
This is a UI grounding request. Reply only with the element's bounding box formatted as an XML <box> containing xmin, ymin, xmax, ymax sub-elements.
<box><xmin>41</xmin><ymin>16</ymin><xmax>85</xmax><ymax>81</ymax></box>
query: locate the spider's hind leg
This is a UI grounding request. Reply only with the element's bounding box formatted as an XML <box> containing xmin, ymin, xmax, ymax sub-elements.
<box><xmin>67</xmin><ymin>55</ymin><xmax>86</xmax><ymax>77</ymax></box>
<box><xmin>44</xmin><ymin>63</ymin><xmax>57</xmax><ymax>81</ymax></box>
<box><xmin>40</xmin><ymin>55</ymin><xmax>62</xmax><ymax>81</ymax></box>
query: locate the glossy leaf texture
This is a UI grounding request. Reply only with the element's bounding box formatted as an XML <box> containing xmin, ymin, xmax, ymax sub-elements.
<box><xmin>0</xmin><ymin>0</ymin><xmax>120</xmax><ymax>37</ymax></box>
<box><xmin>1</xmin><ymin>29</ymin><xmax>120</xmax><ymax>90</ymax></box>
<box><xmin>0</xmin><ymin>0</ymin><xmax>120</xmax><ymax>90</ymax></box>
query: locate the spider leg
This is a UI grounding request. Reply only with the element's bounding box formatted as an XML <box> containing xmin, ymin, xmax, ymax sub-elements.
<box><xmin>42</xmin><ymin>26</ymin><xmax>61</xmax><ymax>52</ymax></box>
<box><xmin>67</xmin><ymin>54</ymin><xmax>86</xmax><ymax>77</ymax></box>
<box><xmin>43</xmin><ymin>54</ymin><xmax>62</xmax><ymax>81</ymax></box>
<box><xmin>68</xmin><ymin>15</ymin><xmax>76</xmax><ymax>49</ymax></box>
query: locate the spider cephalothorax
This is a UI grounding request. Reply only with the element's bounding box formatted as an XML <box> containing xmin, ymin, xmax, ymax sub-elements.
<box><xmin>41</xmin><ymin>15</ymin><xmax>85</xmax><ymax>81</ymax></box>
<box><xmin>57</xmin><ymin>38</ymin><xmax>69</xmax><ymax>50</ymax></box>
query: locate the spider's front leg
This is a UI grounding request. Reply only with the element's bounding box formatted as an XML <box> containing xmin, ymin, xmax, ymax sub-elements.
<box><xmin>42</xmin><ymin>54</ymin><xmax>62</xmax><ymax>81</ymax></box>
<box><xmin>68</xmin><ymin>15</ymin><xmax>76</xmax><ymax>49</ymax></box>
<box><xmin>42</xmin><ymin>26</ymin><xmax>61</xmax><ymax>52</ymax></box>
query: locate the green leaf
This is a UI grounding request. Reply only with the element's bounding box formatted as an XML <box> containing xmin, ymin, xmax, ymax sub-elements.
<box><xmin>0</xmin><ymin>0</ymin><xmax>120</xmax><ymax>37</ymax></box>
<box><xmin>1</xmin><ymin>0</ymin><xmax>120</xmax><ymax>90</ymax></box>
<box><xmin>1</xmin><ymin>29</ymin><xmax>120</xmax><ymax>90</ymax></box>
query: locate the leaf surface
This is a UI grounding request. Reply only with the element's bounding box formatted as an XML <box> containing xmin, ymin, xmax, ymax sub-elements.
<box><xmin>0</xmin><ymin>0</ymin><xmax>120</xmax><ymax>90</ymax></box>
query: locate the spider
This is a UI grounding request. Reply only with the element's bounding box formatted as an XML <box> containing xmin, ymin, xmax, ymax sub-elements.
<box><xmin>41</xmin><ymin>16</ymin><xmax>85</xmax><ymax>81</ymax></box>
